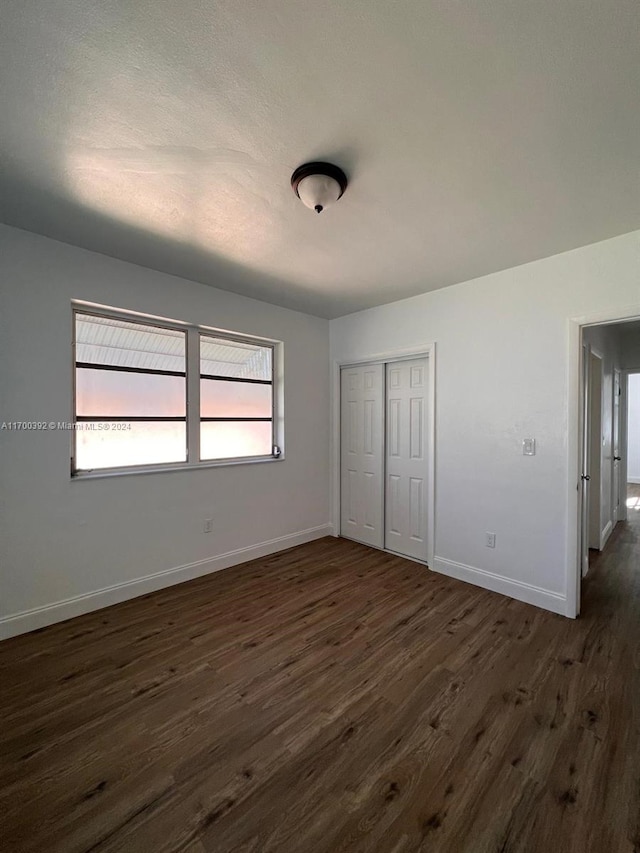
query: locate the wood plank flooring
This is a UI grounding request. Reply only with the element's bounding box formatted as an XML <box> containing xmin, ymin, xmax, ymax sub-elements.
<box><xmin>1</xmin><ymin>500</ymin><xmax>639</xmax><ymax>852</ymax></box>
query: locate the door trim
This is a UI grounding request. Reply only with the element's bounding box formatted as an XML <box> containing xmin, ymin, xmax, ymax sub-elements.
<box><xmin>332</xmin><ymin>343</ymin><xmax>436</xmax><ymax>568</ymax></box>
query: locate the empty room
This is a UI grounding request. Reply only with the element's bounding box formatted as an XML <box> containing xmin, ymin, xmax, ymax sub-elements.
<box><xmin>1</xmin><ymin>1</ymin><xmax>639</xmax><ymax>851</ymax></box>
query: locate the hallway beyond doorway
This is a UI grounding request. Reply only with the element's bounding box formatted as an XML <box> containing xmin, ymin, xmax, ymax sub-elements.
<box><xmin>585</xmin><ymin>482</ymin><xmax>640</xmax><ymax>606</ymax></box>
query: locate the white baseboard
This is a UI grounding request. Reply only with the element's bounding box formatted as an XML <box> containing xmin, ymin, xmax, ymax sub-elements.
<box><xmin>0</xmin><ymin>524</ymin><xmax>333</xmax><ymax>640</ymax></box>
<box><xmin>600</xmin><ymin>519</ymin><xmax>613</xmax><ymax>550</ymax></box>
<box><xmin>628</xmin><ymin>476</ymin><xmax>640</xmax><ymax>484</ymax></box>
<box><xmin>432</xmin><ymin>556</ymin><xmax>567</xmax><ymax>617</ymax></box>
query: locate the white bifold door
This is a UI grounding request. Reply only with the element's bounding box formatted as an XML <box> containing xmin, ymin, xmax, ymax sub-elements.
<box><xmin>385</xmin><ymin>359</ymin><xmax>429</xmax><ymax>561</ymax></box>
<box><xmin>340</xmin><ymin>357</ymin><xmax>429</xmax><ymax>562</ymax></box>
<box><xmin>340</xmin><ymin>364</ymin><xmax>385</xmax><ymax>548</ymax></box>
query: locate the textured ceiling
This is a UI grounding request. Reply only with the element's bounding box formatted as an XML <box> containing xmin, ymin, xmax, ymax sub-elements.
<box><xmin>1</xmin><ymin>0</ymin><xmax>639</xmax><ymax>318</ymax></box>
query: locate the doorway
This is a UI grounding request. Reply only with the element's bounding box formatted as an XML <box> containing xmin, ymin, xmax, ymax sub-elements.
<box><xmin>339</xmin><ymin>354</ymin><xmax>432</xmax><ymax>563</ymax></box>
<box><xmin>574</xmin><ymin>315</ymin><xmax>640</xmax><ymax>614</ymax></box>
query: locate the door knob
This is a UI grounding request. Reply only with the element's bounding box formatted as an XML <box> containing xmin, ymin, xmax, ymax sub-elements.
<box><xmin>581</xmin><ymin>474</ymin><xmax>591</xmax><ymax>481</ymax></box>
<box><xmin>614</xmin><ymin>456</ymin><xmax>622</xmax><ymax>461</ymax></box>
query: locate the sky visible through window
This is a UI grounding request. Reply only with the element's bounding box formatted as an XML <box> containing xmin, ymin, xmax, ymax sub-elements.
<box><xmin>74</xmin><ymin>314</ymin><xmax>273</xmax><ymax>470</ymax></box>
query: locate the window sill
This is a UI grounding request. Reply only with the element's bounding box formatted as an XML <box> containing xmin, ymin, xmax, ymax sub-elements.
<box><xmin>71</xmin><ymin>454</ymin><xmax>283</xmax><ymax>480</ymax></box>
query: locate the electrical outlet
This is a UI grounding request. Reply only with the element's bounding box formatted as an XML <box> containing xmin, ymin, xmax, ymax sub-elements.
<box><xmin>485</xmin><ymin>532</ymin><xmax>496</xmax><ymax>548</ymax></box>
<box><xmin>203</xmin><ymin>518</ymin><xmax>213</xmax><ymax>534</ymax></box>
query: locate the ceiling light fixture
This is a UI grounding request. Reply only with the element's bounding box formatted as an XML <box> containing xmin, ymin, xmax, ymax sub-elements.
<box><xmin>291</xmin><ymin>162</ymin><xmax>348</xmax><ymax>214</ymax></box>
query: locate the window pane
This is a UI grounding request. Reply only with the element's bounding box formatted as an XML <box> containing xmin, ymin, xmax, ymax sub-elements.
<box><xmin>75</xmin><ymin>422</ymin><xmax>186</xmax><ymax>470</ymax></box>
<box><xmin>200</xmin><ymin>335</ymin><xmax>271</xmax><ymax>381</ymax></box>
<box><xmin>200</xmin><ymin>379</ymin><xmax>272</xmax><ymax>418</ymax></box>
<box><xmin>76</xmin><ymin>313</ymin><xmax>186</xmax><ymax>372</ymax></box>
<box><xmin>76</xmin><ymin>368</ymin><xmax>185</xmax><ymax>417</ymax></box>
<box><xmin>201</xmin><ymin>421</ymin><xmax>272</xmax><ymax>460</ymax></box>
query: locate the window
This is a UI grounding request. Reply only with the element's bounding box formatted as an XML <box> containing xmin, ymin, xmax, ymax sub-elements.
<box><xmin>72</xmin><ymin>308</ymin><xmax>280</xmax><ymax>475</ymax></box>
<box><xmin>74</xmin><ymin>314</ymin><xmax>187</xmax><ymax>470</ymax></box>
<box><xmin>200</xmin><ymin>335</ymin><xmax>274</xmax><ymax>460</ymax></box>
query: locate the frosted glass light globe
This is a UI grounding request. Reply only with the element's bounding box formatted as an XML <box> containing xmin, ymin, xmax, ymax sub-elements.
<box><xmin>296</xmin><ymin>174</ymin><xmax>343</xmax><ymax>213</ymax></box>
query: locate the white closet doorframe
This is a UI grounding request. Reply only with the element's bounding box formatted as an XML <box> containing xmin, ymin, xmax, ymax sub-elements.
<box><xmin>331</xmin><ymin>343</ymin><xmax>436</xmax><ymax>568</ymax></box>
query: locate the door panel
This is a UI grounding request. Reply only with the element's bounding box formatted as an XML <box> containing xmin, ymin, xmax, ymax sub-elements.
<box><xmin>409</xmin><ymin>477</ymin><xmax>423</xmax><ymax>539</ymax></box>
<box><xmin>612</xmin><ymin>369</ymin><xmax>621</xmax><ymax>523</ymax></box>
<box><xmin>340</xmin><ymin>365</ymin><xmax>384</xmax><ymax>548</ymax></box>
<box><xmin>410</xmin><ymin>397</ymin><xmax>423</xmax><ymax>458</ymax></box>
<box><xmin>580</xmin><ymin>344</ymin><xmax>591</xmax><ymax>583</ymax></box>
<box><xmin>588</xmin><ymin>352</ymin><xmax>603</xmax><ymax>550</ymax></box>
<box><xmin>387</xmin><ymin>474</ymin><xmax>401</xmax><ymax>534</ymax></box>
<box><xmin>384</xmin><ymin>358</ymin><xmax>429</xmax><ymax>562</ymax></box>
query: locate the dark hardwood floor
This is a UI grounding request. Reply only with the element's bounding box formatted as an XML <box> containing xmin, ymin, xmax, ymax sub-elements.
<box><xmin>1</xmin><ymin>499</ymin><xmax>639</xmax><ymax>852</ymax></box>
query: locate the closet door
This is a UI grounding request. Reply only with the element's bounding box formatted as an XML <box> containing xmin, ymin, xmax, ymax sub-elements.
<box><xmin>385</xmin><ymin>358</ymin><xmax>429</xmax><ymax>561</ymax></box>
<box><xmin>340</xmin><ymin>364</ymin><xmax>384</xmax><ymax>548</ymax></box>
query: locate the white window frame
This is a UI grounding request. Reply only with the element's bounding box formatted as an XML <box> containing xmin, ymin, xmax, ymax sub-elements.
<box><xmin>71</xmin><ymin>302</ymin><xmax>283</xmax><ymax>478</ymax></box>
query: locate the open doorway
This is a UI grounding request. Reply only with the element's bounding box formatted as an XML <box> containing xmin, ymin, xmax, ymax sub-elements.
<box><xmin>576</xmin><ymin>317</ymin><xmax>640</xmax><ymax>608</ymax></box>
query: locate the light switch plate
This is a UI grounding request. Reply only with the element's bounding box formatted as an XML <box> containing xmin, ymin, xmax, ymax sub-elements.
<box><xmin>523</xmin><ymin>438</ymin><xmax>536</xmax><ymax>456</ymax></box>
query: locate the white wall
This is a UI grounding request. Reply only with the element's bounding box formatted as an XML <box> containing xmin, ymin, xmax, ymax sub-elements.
<box><xmin>628</xmin><ymin>374</ymin><xmax>640</xmax><ymax>484</ymax></box>
<box><xmin>330</xmin><ymin>230</ymin><xmax>640</xmax><ymax>616</ymax></box>
<box><xmin>0</xmin><ymin>225</ymin><xmax>331</xmax><ymax>637</ymax></box>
